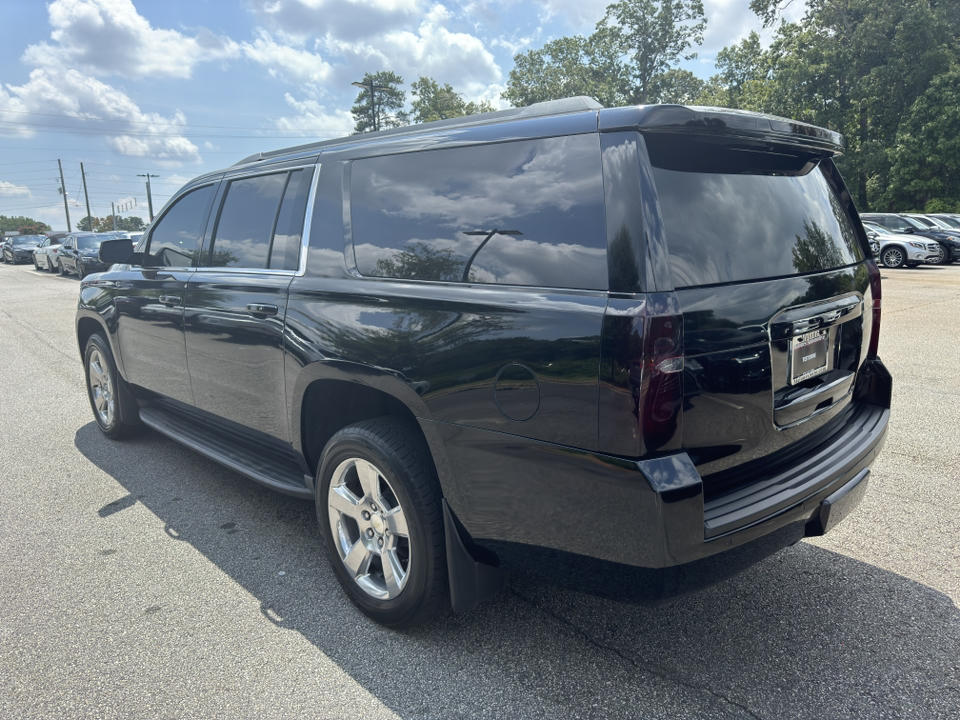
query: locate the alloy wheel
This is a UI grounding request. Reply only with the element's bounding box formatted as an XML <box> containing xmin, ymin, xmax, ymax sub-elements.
<box><xmin>327</xmin><ymin>457</ymin><xmax>411</xmax><ymax>600</ymax></box>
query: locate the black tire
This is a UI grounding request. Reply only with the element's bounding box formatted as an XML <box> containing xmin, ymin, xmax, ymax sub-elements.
<box><xmin>49</xmin><ymin>258</ymin><xmax>58</xmax><ymax>272</ymax></box>
<box><xmin>937</xmin><ymin>243</ymin><xmax>951</xmax><ymax>265</ymax></box>
<box><xmin>881</xmin><ymin>246</ymin><xmax>906</xmax><ymax>269</ymax></box>
<box><xmin>84</xmin><ymin>333</ymin><xmax>135</xmax><ymax>439</ymax></box>
<box><xmin>33</xmin><ymin>256</ymin><xmax>41</xmax><ymax>270</ymax></box>
<box><xmin>58</xmin><ymin>259</ymin><xmax>67</xmax><ymax>276</ymax></box>
<box><xmin>316</xmin><ymin>418</ymin><xmax>447</xmax><ymax>628</ymax></box>
<box><xmin>77</xmin><ymin>260</ymin><xmax>86</xmax><ymax>279</ymax></box>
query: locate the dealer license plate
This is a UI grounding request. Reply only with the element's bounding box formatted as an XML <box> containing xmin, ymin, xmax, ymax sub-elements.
<box><xmin>790</xmin><ymin>329</ymin><xmax>830</xmax><ymax>384</ymax></box>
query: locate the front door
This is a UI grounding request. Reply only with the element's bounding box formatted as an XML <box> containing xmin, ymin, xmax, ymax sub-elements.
<box><xmin>115</xmin><ymin>182</ymin><xmax>218</xmax><ymax>405</ymax></box>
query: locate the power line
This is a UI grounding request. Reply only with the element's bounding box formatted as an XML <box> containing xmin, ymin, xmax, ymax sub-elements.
<box><xmin>0</xmin><ymin>108</ymin><xmax>344</xmax><ymax>132</ymax></box>
<box><xmin>0</xmin><ymin>119</ymin><xmax>342</xmax><ymax>140</ymax></box>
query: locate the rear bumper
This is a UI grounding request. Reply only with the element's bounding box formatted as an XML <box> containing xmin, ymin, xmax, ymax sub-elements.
<box><xmin>434</xmin><ymin>358</ymin><xmax>891</xmax><ymax>604</ymax></box>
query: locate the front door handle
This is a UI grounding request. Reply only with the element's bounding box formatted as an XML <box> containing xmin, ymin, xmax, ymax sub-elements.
<box><xmin>159</xmin><ymin>295</ymin><xmax>182</xmax><ymax>306</ymax></box>
<box><xmin>246</xmin><ymin>303</ymin><xmax>279</xmax><ymax>317</ymax></box>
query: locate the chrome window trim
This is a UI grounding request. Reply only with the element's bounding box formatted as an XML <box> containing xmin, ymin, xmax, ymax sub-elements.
<box><xmin>296</xmin><ymin>163</ymin><xmax>321</xmax><ymax>277</ymax></box>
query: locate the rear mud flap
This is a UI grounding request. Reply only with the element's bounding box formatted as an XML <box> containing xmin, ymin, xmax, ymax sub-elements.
<box><xmin>443</xmin><ymin>500</ymin><xmax>509</xmax><ymax>613</ymax></box>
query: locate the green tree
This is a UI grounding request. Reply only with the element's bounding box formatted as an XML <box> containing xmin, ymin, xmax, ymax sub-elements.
<box><xmin>77</xmin><ymin>216</ymin><xmax>99</xmax><ymax>231</ymax></box>
<box><xmin>1</xmin><ymin>215</ymin><xmax>50</xmax><ymax>233</ymax></box>
<box><xmin>410</xmin><ymin>77</ymin><xmax>493</xmax><ymax>123</ymax></box>
<box><xmin>351</xmin><ymin>71</ymin><xmax>409</xmax><ymax>133</ymax></box>
<box><xmin>95</xmin><ymin>215</ymin><xmax>146</xmax><ymax>232</ymax></box>
<box><xmin>885</xmin><ymin>66</ymin><xmax>960</xmax><ymax>210</ymax></box>
<box><xmin>698</xmin><ymin>31</ymin><xmax>770</xmax><ymax>109</ymax></box>
<box><xmin>748</xmin><ymin>0</ymin><xmax>958</xmax><ymax>210</ymax></box>
<box><xmin>648</xmin><ymin>68</ymin><xmax>705</xmax><ymax>104</ymax></box>
<box><xmin>503</xmin><ymin>34</ymin><xmax>629</xmax><ymax>108</ymax></box>
<box><xmin>597</xmin><ymin>0</ymin><xmax>707</xmax><ymax>104</ymax></box>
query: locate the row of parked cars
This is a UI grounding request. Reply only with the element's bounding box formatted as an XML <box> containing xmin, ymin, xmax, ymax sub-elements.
<box><xmin>1</xmin><ymin>231</ymin><xmax>141</xmax><ymax>278</ymax></box>
<box><xmin>860</xmin><ymin>212</ymin><xmax>960</xmax><ymax>268</ymax></box>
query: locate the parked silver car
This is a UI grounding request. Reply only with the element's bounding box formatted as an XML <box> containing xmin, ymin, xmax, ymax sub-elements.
<box><xmin>861</xmin><ymin>221</ymin><xmax>940</xmax><ymax>268</ymax></box>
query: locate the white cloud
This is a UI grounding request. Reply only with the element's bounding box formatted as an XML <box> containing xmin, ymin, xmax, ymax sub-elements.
<box><xmin>0</xmin><ymin>181</ymin><xmax>31</xmax><ymax>197</ymax></box>
<box><xmin>241</xmin><ymin>30</ymin><xmax>335</xmax><ymax>84</ymax></box>
<box><xmin>1</xmin><ymin>67</ymin><xmax>201</xmax><ymax>162</ymax></box>
<box><xmin>249</xmin><ymin>0</ymin><xmax>424</xmax><ymax>42</ymax></box>
<box><xmin>274</xmin><ymin>93</ymin><xmax>356</xmax><ymax>138</ymax></box>
<box><xmin>22</xmin><ymin>0</ymin><xmax>239</xmax><ymax>79</ymax></box>
<box><xmin>328</xmin><ymin>4</ymin><xmax>501</xmax><ymax>95</ymax></box>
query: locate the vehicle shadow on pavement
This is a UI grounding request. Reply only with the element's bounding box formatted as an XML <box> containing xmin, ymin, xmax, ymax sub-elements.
<box><xmin>75</xmin><ymin>423</ymin><xmax>960</xmax><ymax>720</ymax></box>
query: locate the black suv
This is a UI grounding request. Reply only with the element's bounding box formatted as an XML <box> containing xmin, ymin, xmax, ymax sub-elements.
<box><xmin>77</xmin><ymin>99</ymin><xmax>891</xmax><ymax>628</ymax></box>
<box><xmin>860</xmin><ymin>212</ymin><xmax>960</xmax><ymax>264</ymax></box>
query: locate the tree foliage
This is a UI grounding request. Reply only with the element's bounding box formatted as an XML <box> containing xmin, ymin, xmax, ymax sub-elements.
<box><xmin>598</xmin><ymin>0</ymin><xmax>707</xmax><ymax>104</ymax></box>
<box><xmin>1</xmin><ymin>215</ymin><xmax>50</xmax><ymax>233</ymax></box>
<box><xmin>735</xmin><ymin>0</ymin><xmax>959</xmax><ymax>210</ymax></box>
<box><xmin>76</xmin><ymin>215</ymin><xmax>147</xmax><ymax>232</ymax></box>
<box><xmin>503</xmin><ymin>34</ymin><xmax>629</xmax><ymax>108</ymax></box>
<box><xmin>410</xmin><ymin>77</ymin><xmax>493</xmax><ymax>124</ymax></box>
<box><xmin>351</xmin><ymin>71</ymin><xmax>409</xmax><ymax>133</ymax></box>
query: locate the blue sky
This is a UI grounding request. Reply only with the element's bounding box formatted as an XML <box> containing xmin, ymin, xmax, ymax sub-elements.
<box><xmin>0</xmin><ymin>0</ymin><xmax>802</xmax><ymax>231</ymax></box>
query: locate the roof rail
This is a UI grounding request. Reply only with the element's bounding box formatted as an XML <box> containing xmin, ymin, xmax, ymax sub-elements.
<box><xmin>232</xmin><ymin>96</ymin><xmax>603</xmax><ymax>167</ymax></box>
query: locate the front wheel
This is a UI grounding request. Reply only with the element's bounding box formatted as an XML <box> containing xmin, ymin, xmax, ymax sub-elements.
<box><xmin>84</xmin><ymin>334</ymin><xmax>135</xmax><ymax>439</ymax></box>
<box><xmin>881</xmin><ymin>246</ymin><xmax>906</xmax><ymax>269</ymax></box>
<box><xmin>316</xmin><ymin>418</ymin><xmax>447</xmax><ymax>628</ymax></box>
<box><xmin>77</xmin><ymin>260</ymin><xmax>86</xmax><ymax>279</ymax></box>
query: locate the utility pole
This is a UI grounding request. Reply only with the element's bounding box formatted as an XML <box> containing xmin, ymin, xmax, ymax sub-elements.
<box><xmin>138</xmin><ymin>173</ymin><xmax>159</xmax><ymax>221</ymax></box>
<box><xmin>80</xmin><ymin>162</ymin><xmax>93</xmax><ymax>231</ymax></box>
<box><xmin>57</xmin><ymin>159</ymin><xmax>71</xmax><ymax>231</ymax></box>
<box><xmin>352</xmin><ymin>79</ymin><xmax>391</xmax><ymax>132</ymax></box>
<box><xmin>111</xmin><ymin>202</ymin><xmax>117</xmax><ymax>231</ymax></box>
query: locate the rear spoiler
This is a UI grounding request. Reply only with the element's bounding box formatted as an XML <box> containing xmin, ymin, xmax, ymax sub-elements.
<box><xmin>599</xmin><ymin>105</ymin><xmax>844</xmax><ymax>156</ymax></box>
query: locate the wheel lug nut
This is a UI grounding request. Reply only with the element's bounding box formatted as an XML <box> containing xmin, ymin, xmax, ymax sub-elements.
<box><xmin>378</xmin><ymin>538</ymin><xmax>384</xmax><ymax>548</ymax></box>
<box><xmin>370</xmin><ymin>503</ymin><xmax>377</xmax><ymax>512</ymax></box>
<box><xmin>361</xmin><ymin>511</ymin><xmax>370</xmax><ymax>520</ymax></box>
<box><xmin>366</xmin><ymin>529</ymin><xmax>374</xmax><ymax>538</ymax></box>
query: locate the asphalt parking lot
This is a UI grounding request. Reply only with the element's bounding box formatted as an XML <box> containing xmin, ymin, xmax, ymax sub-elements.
<box><xmin>1</xmin><ymin>260</ymin><xmax>958</xmax><ymax>719</ymax></box>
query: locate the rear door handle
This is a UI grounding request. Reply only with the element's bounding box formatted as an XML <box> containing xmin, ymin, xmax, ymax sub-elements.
<box><xmin>246</xmin><ymin>303</ymin><xmax>279</xmax><ymax>317</ymax></box>
<box><xmin>159</xmin><ymin>295</ymin><xmax>182</xmax><ymax>306</ymax></box>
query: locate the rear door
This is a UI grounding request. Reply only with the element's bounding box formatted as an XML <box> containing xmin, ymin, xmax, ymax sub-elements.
<box><xmin>182</xmin><ymin>165</ymin><xmax>315</xmax><ymax>441</ymax></box>
<box><xmin>640</xmin><ymin>132</ymin><xmax>870</xmax><ymax>476</ymax></box>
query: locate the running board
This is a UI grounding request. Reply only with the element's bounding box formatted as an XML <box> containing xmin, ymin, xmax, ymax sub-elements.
<box><xmin>139</xmin><ymin>405</ymin><xmax>313</xmax><ymax>499</ymax></box>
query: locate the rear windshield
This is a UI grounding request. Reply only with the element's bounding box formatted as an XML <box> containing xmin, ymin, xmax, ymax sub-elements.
<box><xmin>646</xmin><ymin>136</ymin><xmax>863</xmax><ymax>288</ymax></box>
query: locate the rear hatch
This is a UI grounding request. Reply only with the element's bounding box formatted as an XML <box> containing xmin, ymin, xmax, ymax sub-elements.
<box><xmin>641</xmin><ymin>127</ymin><xmax>875</xmax><ymax>506</ymax></box>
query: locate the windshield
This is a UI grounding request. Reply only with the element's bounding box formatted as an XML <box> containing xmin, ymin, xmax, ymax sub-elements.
<box><xmin>12</xmin><ymin>236</ymin><xmax>42</xmax><ymax>246</ymax></box>
<box><xmin>934</xmin><ymin>216</ymin><xmax>960</xmax><ymax>229</ymax></box>
<box><xmin>77</xmin><ymin>236</ymin><xmax>104</xmax><ymax>250</ymax></box>
<box><xmin>923</xmin><ymin>217</ymin><xmax>951</xmax><ymax>229</ymax></box>
<box><xmin>903</xmin><ymin>216</ymin><xmax>927</xmax><ymax>230</ymax></box>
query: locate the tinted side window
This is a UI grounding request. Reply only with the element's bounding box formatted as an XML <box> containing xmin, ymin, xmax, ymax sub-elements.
<box><xmin>146</xmin><ymin>185</ymin><xmax>215</xmax><ymax>267</ymax></box>
<box><xmin>269</xmin><ymin>169</ymin><xmax>312</xmax><ymax>271</ymax></box>
<box><xmin>209</xmin><ymin>173</ymin><xmax>288</xmax><ymax>269</ymax></box>
<box><xmin>647</xmin><ymin>136</ymin><xmax>863</xmax><ymax>288</ymax></box>
<box><xmin>351</xmin><ymin>135</ymin><xmax>608</xmax><ymax>290</ymax></box>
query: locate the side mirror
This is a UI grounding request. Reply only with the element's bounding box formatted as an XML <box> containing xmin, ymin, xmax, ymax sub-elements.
<box><xmin>902</xmin><ymin>226</ymin><xmax>914</xmax><ymax>234</ymax></box>
<box><xmin>99</xmin><ymin>238</ymin><xmax>135</xmax><ymax>264</ymax></box>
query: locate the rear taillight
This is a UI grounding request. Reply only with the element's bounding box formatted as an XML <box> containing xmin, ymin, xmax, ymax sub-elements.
<box><xmin>640</xmin><ymin>299</ymin><xmax>684</xmax><ymax>455</ymax></box>
<box><xmin>866</xmin><ymin>259</ymin><xmax>882</xmax><ymax>358</ymax></box>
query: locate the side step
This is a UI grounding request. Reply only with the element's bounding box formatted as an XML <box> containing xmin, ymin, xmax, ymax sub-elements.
<box><xmin>140</xmin><ymin>405</ymin><xmax>313</xmax><ymax>499</ymax></box>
